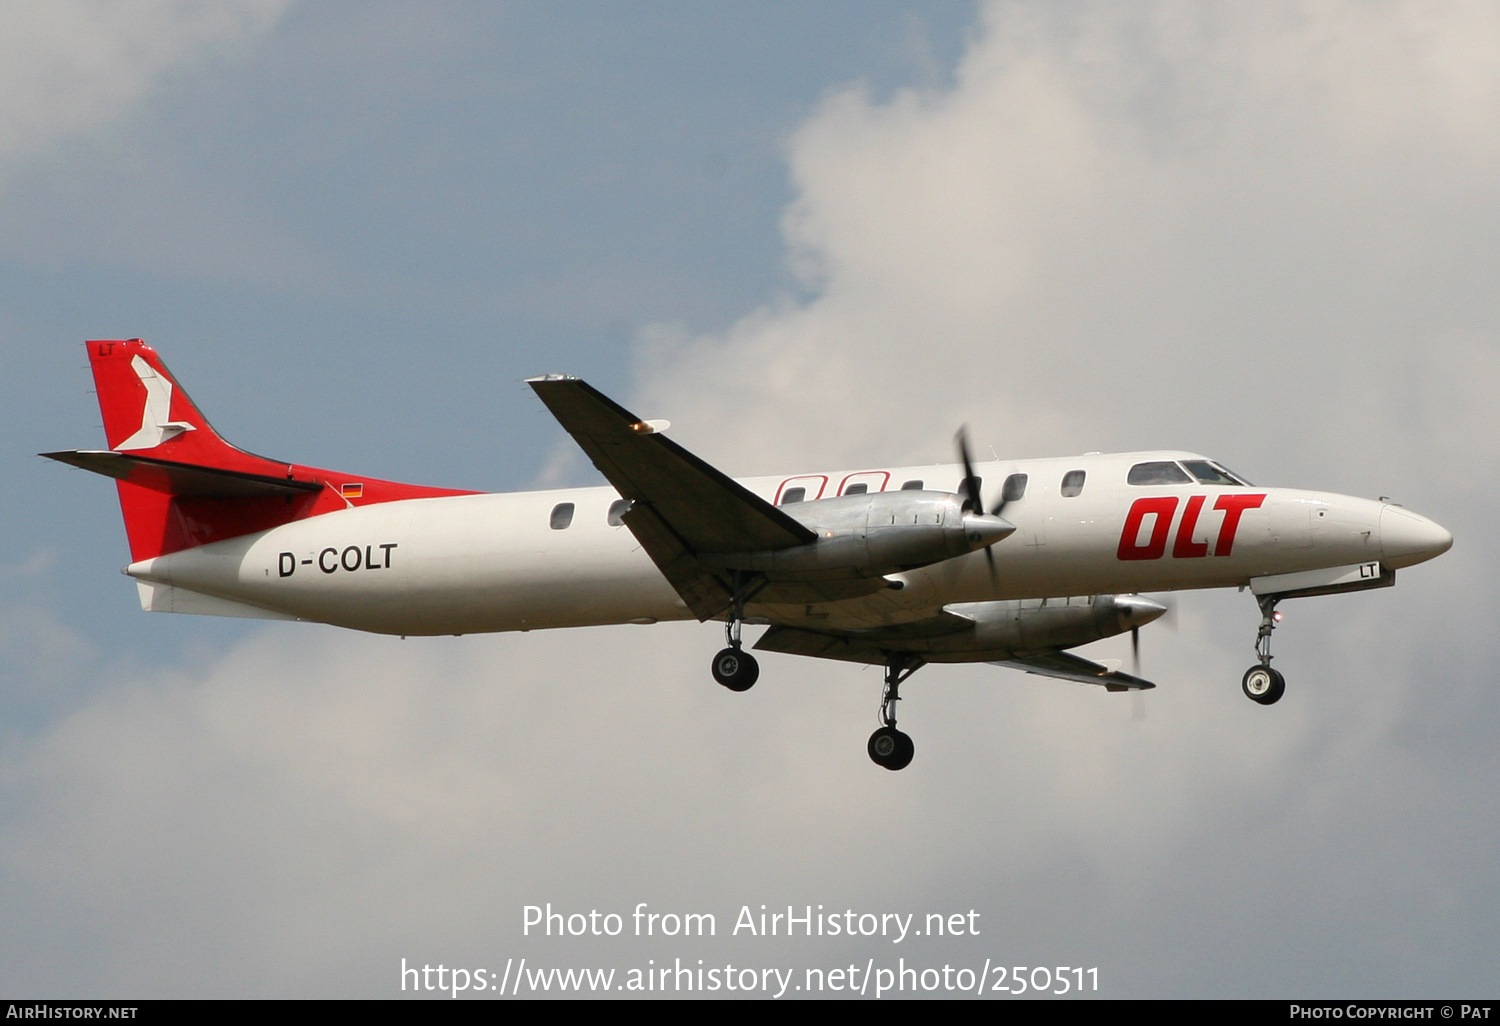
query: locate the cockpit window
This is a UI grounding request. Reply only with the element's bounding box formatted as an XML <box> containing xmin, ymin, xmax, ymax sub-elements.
<box><xmin>1128</xmin><ymin>461</ymin><xmax>1193</xmax><ymax>485</ymax></box>
<box><xmin>779</xmin><ymin>487</ymin><xmax>806</xmax><ymax>505</ymax></box>
<box><xmin>1182</xmin><ymin>460</ymin><xmax>1252</xmax><ymax>486</ymax></box>
<box><xmin>1060</xmin><ymin>470</ymin><xmax>1086</xmax><ymax>497</ymax></box>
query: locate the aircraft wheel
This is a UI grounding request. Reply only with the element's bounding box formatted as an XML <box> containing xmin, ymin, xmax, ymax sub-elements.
<box><xmin>1242</xmin><ymin>665</ymin><xmax>1285</xmax><ymax>705</ymax></box>
<box><xmin>712</xmin><ymin>648</ymin><xmax>758</xmax><ymax>691</ymax></box>
<box><xmin>867</xmin><ymin>727</ymin><xmax>915</xmax><ymax>770</ymax></box>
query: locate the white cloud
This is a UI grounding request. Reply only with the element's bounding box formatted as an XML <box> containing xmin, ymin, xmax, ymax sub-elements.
<box><xmin>637</xmin><ymin>1</ymin><xmax>1500</xmax><ymax>488</ymax></box>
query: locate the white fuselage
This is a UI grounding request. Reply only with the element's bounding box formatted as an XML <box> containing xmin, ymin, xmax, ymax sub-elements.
<box><xmin>124</xmin><ymin>450</ymin><xmax>1448</xmax><ymax>636</ymax></box>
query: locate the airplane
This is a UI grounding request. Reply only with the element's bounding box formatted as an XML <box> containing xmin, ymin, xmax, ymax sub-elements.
<box><xmin>45</xmin><ymin>339</ymin><xmax>1453</xmax><ymax>770</ymax></box>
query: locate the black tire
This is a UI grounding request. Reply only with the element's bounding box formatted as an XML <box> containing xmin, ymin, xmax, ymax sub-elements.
<box><xmin>1264</xmin><ymin>667</ymin><xmax>1285</xmax><ymax>704</ymax></box>
<box><xmin>712</xmin><ymin>648</ymin><xmax>758</xmax><ymax>691</ymax></box>
<box><xmin>1243</xmin><ymin>665</ymin><xmax>1286</xmax><ymax>705</ymax></box>
<box><xmin>868</xmin><ymin>727</ymin><xmax>915</xmax><ymax>770</ymax></box>
<box><xmin>892</xmin><ymin>730</ymin><xmax>915</xmax><ymax>769</ymax></box>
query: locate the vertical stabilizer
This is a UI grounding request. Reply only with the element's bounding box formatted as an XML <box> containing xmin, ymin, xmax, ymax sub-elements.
<box><xmin>63</xmin><ymin>340</ymin><xmax>475</xmax><ymax>563</ymax></box>
<box><xmin>90</xmin><ymin>340</ymin><xmax>242</xmax><ymax>463</ymax></box>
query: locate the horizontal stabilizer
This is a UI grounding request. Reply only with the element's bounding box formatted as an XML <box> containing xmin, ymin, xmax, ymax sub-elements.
<box><xmin>42</xmin><ymin>450</ymin><xmax>323</xmax><ymax>498</ymax></box>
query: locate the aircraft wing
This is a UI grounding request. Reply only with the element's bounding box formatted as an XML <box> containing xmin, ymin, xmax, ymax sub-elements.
<box><xmin>755</xmin><ymin>621</ymin><xmax>1157</xmax><ymax>691</ymax></box>
<box><xmin>753</xmin><ymin>613</ymin><xmax>975</xmax><ymax>663</ymax></box>
<box><xmin>527</xmin><ymin>376</ymin><xmax>819</xmax><ymax>619</ymax></box>
<box><xmin>988</xmin><ymin>651</ymin><xmax>1157</xmax><ymax>691</ymax></box>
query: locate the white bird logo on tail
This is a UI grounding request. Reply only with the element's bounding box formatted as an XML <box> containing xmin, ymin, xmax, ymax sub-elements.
<box><xmin>115</xmin><ymin>355</ymin><xmax>195</xmax><ymax>450</ymax></box>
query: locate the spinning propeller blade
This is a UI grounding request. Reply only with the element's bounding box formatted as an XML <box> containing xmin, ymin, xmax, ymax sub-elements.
<box><xmin>954</xmin><ymin>426</ymin><xmax>982</xmax><ymax>514</ymax></box>
<box><xmin>955</xmin><ymin>426</ymin><xmax>998</xmax><ymax>582</ymax></box>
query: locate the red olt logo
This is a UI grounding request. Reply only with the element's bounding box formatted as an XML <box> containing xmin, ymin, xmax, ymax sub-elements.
<box><xmin>1116</xmin><ymin>494</ymin><xmax>1265</xmax><ymax>561</ymax></box>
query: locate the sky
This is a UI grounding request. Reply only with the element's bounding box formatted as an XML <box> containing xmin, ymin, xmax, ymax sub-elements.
<box><xmin>2</xmin><ymin>0</ymin><xmax>1497</xmax><ymax>999</ymax></box>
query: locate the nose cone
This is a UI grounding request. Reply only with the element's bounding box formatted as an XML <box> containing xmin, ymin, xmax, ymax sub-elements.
<box><xmin>962</xmin><ymin>513</ymin><xmax>1016</xmax><ymax>549</ymax></box>
<box><xmin>1113</xmin><ymin>594</ymin><xmax>1169</xmax><ymax>631</ymax></box>
<box><xmin>1380</xmin><ymin>505</ymin><xmax>1453</xmax><ymax>569</ymax></box>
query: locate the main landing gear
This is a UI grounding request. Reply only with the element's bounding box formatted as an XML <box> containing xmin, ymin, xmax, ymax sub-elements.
<box><xmin>1242</xmin><ymin>594</ymin><xmax>1286</xmax><ymax>705</ymax></box>
<box><xmin>712</xmin><ymin>634</ymin><xmax>758</xmax><ymax>692</ymax></box>
<box><xmin>711</xmin><ymin>573</ymin><xmax>761</xmax><ymax>692</ymax></box>
<box><xmin>708</xmin><ymin>572</ymin><xmax>922</xmax><ymax>770</ymax></box>
<box><xmin>868</xmin><ymin>654</ymin><xmax>921</xmax><ymax>771</ymax></box>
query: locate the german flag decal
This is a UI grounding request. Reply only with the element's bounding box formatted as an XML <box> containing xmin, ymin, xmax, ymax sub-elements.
<box><xmin>340</xmin><ymin>482</ymin><xmax>364</xmax><ymax>499</ymax></box>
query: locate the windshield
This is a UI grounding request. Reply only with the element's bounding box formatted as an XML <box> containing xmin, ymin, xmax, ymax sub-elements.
<box><xmin>1182</xmin><ymin>459</ymin><xmax>1252</xmax><ymax>486</ymax></box>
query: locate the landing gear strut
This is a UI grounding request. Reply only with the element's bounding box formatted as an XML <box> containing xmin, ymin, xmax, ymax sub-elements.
<box><xmin>868</xmin><ymin>653</ymin><xmax>921</xmax><ymax>770</ymax></box>
<box><xmin>1242</xmin><ymin>594</ymin><xmax>1286</xmax><ymax>705</ymax></box>
<box><xmin>711</xmin><ymin>572</ymin><xmax>762</xmax><ymax>692</ymax></box>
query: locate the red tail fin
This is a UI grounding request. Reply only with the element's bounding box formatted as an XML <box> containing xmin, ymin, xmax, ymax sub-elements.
<box><xmin>57</xmin><ymin>339</ymin><xmax>474</xmax><ymax>562</ymax></box>
<box><xmin>91</xmin><ymin>339</ymin><xmax>280</xmax><ymax>471</ymax></box>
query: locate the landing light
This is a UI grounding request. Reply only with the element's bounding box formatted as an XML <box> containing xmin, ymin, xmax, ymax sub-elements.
<box><xmin>1272</xmin><ymin>611</ymin><xmax>1283</xmax><ymax>623</ymax></box>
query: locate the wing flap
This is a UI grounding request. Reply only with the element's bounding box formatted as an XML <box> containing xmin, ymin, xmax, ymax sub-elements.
<box><xmin>620</xmin><ymin>501</ymin><xmax>733</xmax><ymax>620</ymax></box>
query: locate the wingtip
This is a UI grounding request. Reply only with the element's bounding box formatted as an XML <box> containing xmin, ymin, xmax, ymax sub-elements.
<box><xmin>524</xmin><ymin>373</ymin><xmax>581</xmax><ymax>384</ymax></box>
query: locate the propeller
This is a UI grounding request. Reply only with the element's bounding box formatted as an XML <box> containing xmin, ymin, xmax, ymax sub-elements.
<box><xmin>1131</xmin><ymin>624</ymin><xmax>1148</xmax><ymax>723</ymax></box>
<box><xmin>954</xmin><ymin>425</ymin><xmax>983</xmax><ymax>514</ymax></box>
<box><xmin>1121</xmin><ymin>593</ymin><xmax>1175</xmax><ymax>724</ymax></box>
<box><xmin>955</xmin><ymin>426</ymin><xmax>999</xmax><ymax>582</ymax></box>
<box><xmin>1125</xmin><ymin>592</ymin><xmax>1177</xmax><ymax>677</ymax></box>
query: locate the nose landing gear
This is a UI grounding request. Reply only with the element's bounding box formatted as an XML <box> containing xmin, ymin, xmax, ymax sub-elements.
<box><xmin>868</xmin><ymin>653</ymin><xmax>922</xmax><ymax>770</ymax></box>
<box><xmin>1242</xmin><ymin>594</ymin><xmax>1286</xmax><ymax>705</ymax></box>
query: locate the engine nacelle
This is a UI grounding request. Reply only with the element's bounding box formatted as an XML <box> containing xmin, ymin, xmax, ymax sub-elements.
<box><xmin>917</xmin><ymin>594</ymin><xmax>1166</xmax><ymax>660</ymax></box>
<box><xmin>704</xmin><ymin>491</ymin><xmax>1014</xmax><ymax>582</ymax></box>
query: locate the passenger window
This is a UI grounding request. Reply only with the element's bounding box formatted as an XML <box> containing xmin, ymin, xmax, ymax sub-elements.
<box><xmin>843</xmin><ymin>482</ymin><xmax>868</xmax><ymax>495</ymax></box>
<box><xmin>780</xmin><ymin>487</ymin><xmax>806</xmax><ymax>505</ymax></box>
<box><xmin>1060</xmin><ymin>470</ymin><xmax>1086</xmax><ymax>497</ymax></box>
<box><xmin>549</xmin><ymin>502</ymin><xmax>575</xmax><ymax>529</ymax></box>
<box><xmin>1001</xmin><ymin>473</ymin><xmax>1028</xmax><ymax>503</ymax></box>
<box><xmin>607</xmin><ymin>499</ymin><xmax>632</xmax><ymax>526</ymax></box>
<box><xmin>901</xmin><ymin>480</ymin><xmax>924</xmax><ymax>490</ymax></box>
<box><xmin>1128</xmin><ymin>461</ymin><xmax>1193</xmax><ymax>485</ymax></box>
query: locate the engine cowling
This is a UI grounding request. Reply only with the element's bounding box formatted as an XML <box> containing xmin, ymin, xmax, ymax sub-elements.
<box><xmin>922</xmin><ymin>594</ymin><xmax>1167</xmax><ymax>659</ymax></box>
<box><xmin>703</xmin><ymin>490</ymin><xmax>1014</xmax><ymax>582</ymax></box>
